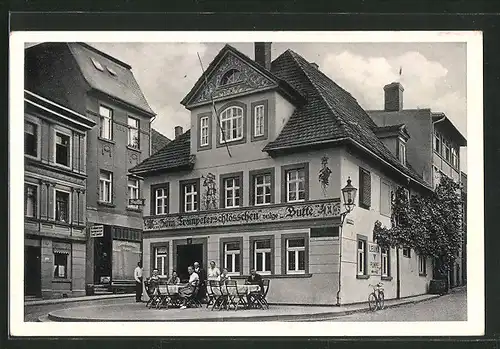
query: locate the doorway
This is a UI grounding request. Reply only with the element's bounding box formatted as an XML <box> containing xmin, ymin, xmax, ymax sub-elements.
<box><xmin>176</xmin><ymin>244</ymin><xmax>203</xmax><ymax>282</ymax></box>
<box><xmin>94</xmin><ymin>225</ymin><xmax>112</xmax><ymax>284</ymax></box>
<box><xmin>25</xmin><ymin>246</ymin><xmax>41</xmax><ymax>296</ymax></box>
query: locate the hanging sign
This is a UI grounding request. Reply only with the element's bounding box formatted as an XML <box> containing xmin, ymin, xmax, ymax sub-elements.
<box><xmin>129</xmin><ymin>198</ymin><xmax>145</xmax><ymax>206</ymax></box>
<box><xmin>90</xmin><ymin>225</ymin><xmax>104</xmax><ymax>238</ymax></box>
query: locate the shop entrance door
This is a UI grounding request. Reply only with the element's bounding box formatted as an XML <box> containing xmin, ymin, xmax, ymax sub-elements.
<box><xmin>25</xmin><ymin>246</ymin><xmax>41</xmax><ymax>296</ymax></box>
<box><xmin>176</xmin><ymin>244</ymin><xmax>203</xmax><ymax>282</ymax></box>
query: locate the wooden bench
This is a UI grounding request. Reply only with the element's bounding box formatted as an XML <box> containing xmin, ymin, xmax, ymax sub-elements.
<box><xmin>111</xmin><ymin>280</ymin><xmax>136</xmax><ymax>294</ymax></box>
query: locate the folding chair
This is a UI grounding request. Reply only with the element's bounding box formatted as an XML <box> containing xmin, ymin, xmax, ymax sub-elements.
<box><xmin>248</xmin><ymin>279</ymin><xmax>270</xmax><ymax>309</ymax></box>
<box><xmin>164</xmin><ymin>283</ymin><xmax>181</xmax><ymax>308</ymax></box>
<box><xmin>146</xmin><ymin>280</ymin><xmax>161</xmax><ymax>309</ymax></box>
<box><xmin>184</xmin><ymin>283</ymin><xmax>202</xmax><ymax>308</ymax></box>
<box><xmin>155</xmin><ymin>282</ymin><xmax>170</xmax><ymax>309</ymax></box>
<box><xmin>225</xmin><ymin>280</ymin><xmax>246</xmax><ymax>310</ymax></box>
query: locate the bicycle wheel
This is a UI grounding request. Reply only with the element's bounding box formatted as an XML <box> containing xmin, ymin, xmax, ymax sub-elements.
<box><xmin>368</xmin><ymin>293</ymin><xmax>377</xmax><ymax>311</ymax></box>
<box><xmin>378</xmin><ymin>291</ymin><xmax>385</xmax><ymax>310</ymax></box>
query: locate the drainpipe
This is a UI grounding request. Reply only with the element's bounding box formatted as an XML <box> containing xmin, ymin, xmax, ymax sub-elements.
<box><xmin>396</xmin><ymin>247</ymin><xmax>401</xmax><ymax>299</ymax></box>
<box><xmin>149</xmin><ymin>115</ymin><xmax>157</xmax><ymax>157</ymax></box>
<box><xmin>336</xmin><ymin>213</ymin><xmax>347</xmax><ymax>306</ymax></box>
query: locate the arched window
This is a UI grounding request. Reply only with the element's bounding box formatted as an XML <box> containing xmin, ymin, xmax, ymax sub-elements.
<box><xmin>220</xmin><ymin>106</ymin><xmax>243</xmax><ymax>142</ymax></box>
<box><xmin>220</xmin><ymin>69</ymin><xmax>241</xmax><ymax>85</ymax></box>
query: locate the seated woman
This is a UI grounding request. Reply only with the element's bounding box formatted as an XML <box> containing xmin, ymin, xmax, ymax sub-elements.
<box><xmin>219</xmin><ymin>268</ymin><xmax>231</xmax><ymax>284</ymax></box>
<box><xmin>179</xmin><ymin>266</ymin><xmax>199</xmax><ymax>309</ymax></box>
<box><xmin>167</xmin><ymin>270</ymin><xmax>181</xmax><ymax>285</ymax></box>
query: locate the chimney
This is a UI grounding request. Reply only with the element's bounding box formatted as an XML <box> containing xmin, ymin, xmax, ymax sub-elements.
<box><xmin>255</xmin><ymin>42</ymin><xmax>272</xmax><ymax>70</ymax></box>
<box><xmin>174</xmin><ymin>126</ymin><xmax>183</xmax><ymax>139</ymax></box>
<box><xmin>383</xmin><ymin>82</ymin><xmax>404</xmax><ymax>112</ymax></box>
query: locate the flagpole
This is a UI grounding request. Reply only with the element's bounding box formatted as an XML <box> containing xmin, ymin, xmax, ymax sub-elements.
<box><xmin>196</xmin><ymin>52</ymin><xmax>232</xmax><ymax>158</ymax></box>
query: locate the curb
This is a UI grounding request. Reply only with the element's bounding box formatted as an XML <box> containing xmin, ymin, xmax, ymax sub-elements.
<box><xmin>44</xmin><ymin>294</ymin><xmax>440</xmax><ymax>322</ymax></box>
<box><xmin>26</xmin><ymin>293</ymin><xmax>134</xmax><ymax>306</ymax></box>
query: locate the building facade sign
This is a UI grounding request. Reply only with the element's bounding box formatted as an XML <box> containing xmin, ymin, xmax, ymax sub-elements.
<box><xmin>144</xmin><ymin>199</ymin><xmax>341</xmax><ymax>231</ymax></box>
<box><xmin>368</xmin><ymin>243</ymin><xmax>381</xmax><ymax>275</ymax></box>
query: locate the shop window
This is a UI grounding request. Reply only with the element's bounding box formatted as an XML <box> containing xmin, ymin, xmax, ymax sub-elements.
<box><xmin>403</xmin><ymin>247</ymin><xmax>411</xmax><ymax>258</ymax></box>
<box><xmin>151</xmin><ymin>183</ymin><xmax>169</xmax><ymax>215</ymax></box>
<box><xmin>24</xmin><ymin>121</ymin><xmax>38</xmax><ymax>157</ymax></box>
<box><xmin>282</xmin><ymin>234</ymin><xmax>309</xmax><ymax>275</ymax></box>
<box><xmin>250</xmin><ymin>236</ymin><xmax>274</xmax><ymax>275</ymax></box>
<box><xmin>418</xmin><ymin>255</ymin><xmax>427</xmax><ymax>276</ymax></box>
<box><xmin>357</xmin><ymin>235</ymin><xmax>368</xmax><ymax>278</ymax></box>
<box><xmin>224</xmin><ymin>241</ymin><xmax>241</xmax><ymax>275</ymax></box>
<box><xmin>25</xmin><ymin>183</ymin><xmax>38</xmax><ymax>218</ymax></box>
<box><xmin>55</xmin><ymin>190</ymin><xmax>70</xmax><ymax>223</ymax></box>
<box><xmin>220</xmin><ymin>172</ymin><xmax>243</xmax><ymax>208</ymax></box>
<box><xmin>54</xmin><ymin>253</ymin><xmax>68</xmax><ymax>278</ymax></box>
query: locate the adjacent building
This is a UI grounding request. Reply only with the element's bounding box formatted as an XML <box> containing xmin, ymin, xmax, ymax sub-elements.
<box><xmin>368</xmin><ymin>83</ymin><xmax>467</xmax><ymax>288</ymax></box>
<box><xmin>24</xmin><ymin>90</ymin><xmax>96</xmax><ymax>298</ymax></box>
<box><xmin>130</xmin><ymin>43</ymin><xmax>438</xmax><ymax>305</ymax></box>
<box><xmin>25</xmin><ymin>42</ymin><xmax>156</xmax><ymax>290</ymax></box>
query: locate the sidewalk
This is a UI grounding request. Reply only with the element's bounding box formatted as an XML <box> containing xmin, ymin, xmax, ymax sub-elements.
<box><xmin>25</xmin><ymin>293</ymin><xmax>134</xmax><ymax>306</ymax></box>
<box><xmin>41</xmin><ymin>293</ymin><xmax>440</xmax><ymax>322</ymax></box>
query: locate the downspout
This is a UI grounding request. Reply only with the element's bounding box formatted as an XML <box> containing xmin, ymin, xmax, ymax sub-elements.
<box><xmin>336</xmin><ymin>213</ymin><xmax>347</xmax><ymax>306</ymax></box>
<box><xmin>396</xmin><ymin>247</ymin><xmax>401</xmax><ymax>299</ymax></box>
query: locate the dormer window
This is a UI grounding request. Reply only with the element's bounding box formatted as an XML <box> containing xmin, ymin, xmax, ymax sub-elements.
<box><xmin>220</xmin><ymin>69</ymin><xmax>241</xmax><ymax>86</ymax></box>
<box><xmin>397</xmin><ymin>139</ymin><xmax>407</xmax><ymax>165</ymax></box>
<box><xmin>90</xmin><ymin>57</ymin><xmax>104</xmax><ymax>71</ymax></box>
<box><xmin>106</xmin><ymin>66</ymin><xmax>117</xmax><ymax>76</ymax></box>
<box><xmin>220</xmin><ymin>106</ymin><xmax>243</xmax><ymax>143</ymax></box>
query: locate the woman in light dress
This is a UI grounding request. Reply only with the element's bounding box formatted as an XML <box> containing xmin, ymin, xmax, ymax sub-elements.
<box><xmin>207</xmin><ymin>260</ymin><xmax>221</xmax><ymax>281</ymax></box>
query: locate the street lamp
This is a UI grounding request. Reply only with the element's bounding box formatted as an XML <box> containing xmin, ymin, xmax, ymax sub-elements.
<box><xmin>337</xmin><ymin>177</ymin><xmax>357</xmax><ymax>306</ymax></box>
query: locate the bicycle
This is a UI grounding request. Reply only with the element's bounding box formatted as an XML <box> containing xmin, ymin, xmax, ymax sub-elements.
<box><xmin>368</xmin><ymin>282</ymin><xmax>385</xmax><ymax>311</ymax></box>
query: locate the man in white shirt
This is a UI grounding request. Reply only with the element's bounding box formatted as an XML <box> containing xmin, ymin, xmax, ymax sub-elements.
<box><xmin>134</xmin><ymin>261</ymin><xmax>143</xmax><ymax>302</ymax></box>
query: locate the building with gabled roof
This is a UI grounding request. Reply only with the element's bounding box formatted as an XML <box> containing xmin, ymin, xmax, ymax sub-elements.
<box><xmin>130</xmin><ymin>43</ymin><xmax>437</xmax><ymax>305</ymax></box>
<box><xmin>26</xmin><ymin>42</ymin><xmax>156</xmax><ymax>294</ymax></box>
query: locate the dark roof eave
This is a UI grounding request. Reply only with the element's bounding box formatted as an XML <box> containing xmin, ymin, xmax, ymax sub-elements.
<box><xmin>265</xmin><ymin>137</ymin><xmax>431</xmax><ymax>192</ymax></box>
<box><xmin>129</xmin><ymin>163</ymin><xmax>195</xmax><ymax>177</ymax></box>
<box><xmin>89</xmin><ymin>88</ymin><xmax>156</xmax><ymax>117</ymax></box>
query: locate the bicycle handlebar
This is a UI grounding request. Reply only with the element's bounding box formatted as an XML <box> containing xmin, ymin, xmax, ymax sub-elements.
<box><xmin>368</xmin><ymin>283</ymin><xmax>384</xmax><ymax>288</ymax></box>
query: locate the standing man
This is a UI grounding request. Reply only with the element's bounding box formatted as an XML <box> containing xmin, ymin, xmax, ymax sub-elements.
<box><xmin>134</xmin><ymin>261</ymin><xmax>143</xmax><ymax>303</ymax></box>
<box><xmin>193</xmin><ymin>261</ymin><xmax>206</xmax><ymax>302</ymax></box>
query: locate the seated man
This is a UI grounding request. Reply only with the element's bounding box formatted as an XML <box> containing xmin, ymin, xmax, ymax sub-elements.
<box><xmin>245</xmin><ymin>268</ymin><xmax>264</xmax><ymax>307</ymax></box>
<box><xmin>179</xmin><ymin>266</ymin><xmax>199</xmax><ymax>309</ymax></box>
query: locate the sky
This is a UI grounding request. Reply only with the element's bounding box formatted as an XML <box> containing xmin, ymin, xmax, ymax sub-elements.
<box><xmin>26</xmin><ymin>41</ymin><xmax>468</xmax><ymax>169</ymax></box>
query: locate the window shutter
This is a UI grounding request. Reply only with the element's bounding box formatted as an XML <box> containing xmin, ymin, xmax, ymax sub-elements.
<box><xmin>359</xmin><ymin>168</ymin><xmax>371</xmax><ymax>208</ymax></box>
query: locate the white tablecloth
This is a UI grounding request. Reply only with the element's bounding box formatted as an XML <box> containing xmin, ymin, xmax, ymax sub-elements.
<box><xmin>222</xmin><ymin>284</ymin><xmax>260</xmax><ymax>296</ymax></box>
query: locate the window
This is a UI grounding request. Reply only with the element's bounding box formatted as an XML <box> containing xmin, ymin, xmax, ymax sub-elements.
<box><xmin>220</xmin><ymin>106</ymin><xmax>243</xmax><ymax>143</ymax></box>
<box><xmin>451</xmin><ymin>148</ymin><xmax>459</xmax><ymax>168</ymax></box>
<box><xmin>200</xmin><ymin>116</ymin><xmax>209</xmax><ymax>146</ymax></box>
<box><xmin>180</xmin><ymin>180</ymin><xmax>199</xmax><ymax>213</ymax></box>
<box><xmin>25</xmin><ymin>184</ymin><xmax>38</xmax><ymax>218</ymax></box>
<box><xmin>254</xmin><ymin>105</ymin><xmax>265</xmax><ymax>137</ymax></box>
<box><xmin>127</xmin><ymin>117</ymin><xmax>140</xmax><ymax>149</ymax></box>
<box><xmin>418</xmin><ymin>255</ymin><xmax>427</xmax><ymax>275</ymax></box>
<box><xmin>224</xmin><ymin>242</ymin><xmax>241</xmax><ymax>274</ymax></box>
<box><xmin>90</xmin><ymin>57</ymin><xmax>104</xmax><ymax>71</ymax></box>
<box><xmin>99</xmin><ymin>106</ymin><xmax>113</xmax><ymax>140</ymax></box>
<box><xmin>398</xmin><ymin>140</ymin><xmax>406</xmax><ymax>165</ymax></box>
<box><xmin>434</xmin><ymin>132</ymin><xmax>441</xmax><ymax>153</ymax></box>
<box><xmin>253</xmin><ymin>239</ymin><xmax>272</xmax><ymax>274</ymax></box>
<box><xmin>254</xmin><ymin>173</ymin><xmax>272</xmax><ymax>205</ymax></box>
<box><xmin>99</xmin><ymin>171</ymin><xmax>113</xmax><ymax>203</ymax></box>
<box><xmin>403</xmin><ymin>247</ymin><xmax>411</xmax><ymax>258</ymax></box>
<box><xmin>25</xmin><ymin>121</ymin><xmax>38</xmax><ymax>157</ymax></box>
<box><xmin>54</xmin><ymin>253</ymin><xmax>68</xmax><ymax>278</ymax></box>
<box><xmin>380</xmin><ymin>180</ymin><xmax>391</xmax><ymax>216</ymax></box>
<box><xmin>357</xmin><ymin>237</ymin><xmax>367</xmax><ymax>276</ymax></box>
<box><xmin>55</xmin><ymin>132</ymin><xmax>70</xmax><ymax>167</ymax></box>
<box><xmin>286</xmin><ymin>169</ymin><xmax>305</xmax><ymax>202</ymax></box>
<box><xmin>106</xmin><ymin>66</ymin><xmax>117</xmax><ymax>76</ymax></box>
<box><xmin>444</xmin><ymin>139</ymin><xmax>451</xmax><ymax>162</ymax></box>
<box><xmin>220</xmin><ymin>173</ymin><xmax>243</xmax><ymax>208</ymax></box>
<box><xmin>155</xmin><ymin>247</ymin><xmax>168</xmax><ymax>276</ymax></box>
<box><xmin>127</xmin><ymin>177</ymin><xmax>139</xmax><ymax>209</ymax></box>
<box><xmin>359</xmin><ymin>168</ymin><xmax>371</xmax><ymax>209</ymax></box>
<box><xmin>286</xmin><ymin>238</ymin><xmax>306</xmax><ymax>274</ymax></box>
<box><xmin>381</xmin><ymin>248</ymin><xmax>390</xmax><ymax>277</ymax></box>
<box><xmin>220</xmin><ymin>69</ymin><xmax>241</xmax><ymax>85</ymax></box>
<box><xmin>152</xmin><ymin>185</ymin><xmax>169</xmax><ymax>215</ymax></box>
<box><xmin>55</xmin><ymin>190</ymin><xmax>70</xmax><ymax>223</ymax></box>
